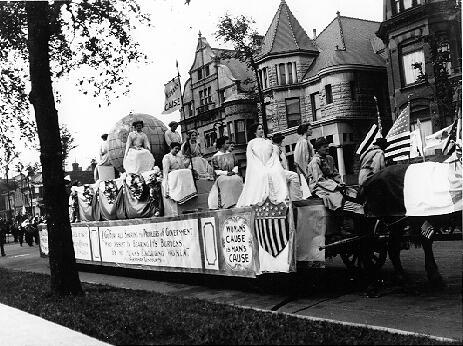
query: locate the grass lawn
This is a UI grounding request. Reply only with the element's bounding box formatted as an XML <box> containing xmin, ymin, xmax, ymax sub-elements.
<box><xmin>0</xmin><ymin>268</ymin><xmax>456</xmax><ymax>345</ymax></box>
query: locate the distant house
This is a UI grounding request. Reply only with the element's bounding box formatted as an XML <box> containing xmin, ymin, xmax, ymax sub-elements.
<box><xmin>181</xmin><ymin>1</ymin><xmax>391</xmax><ymax>183</ymax></box>
<box><xmin>376</xmin><ymin>0</ymin><xmax>461</xmax><ymax>155</ymax></box>
<box><xmin>255</xmin><ymin>0</ymin><xmax>391</xmax><ymax>183</ymax></box>
<box><xmin>0</xmin><ymin>161</ymin><xmax>94</xmax><ymax>220</ymax></box>
<box><xmin>180</xmin><ymin>32</ymin><xmax>258</xmax><ymax>171</ymax></box>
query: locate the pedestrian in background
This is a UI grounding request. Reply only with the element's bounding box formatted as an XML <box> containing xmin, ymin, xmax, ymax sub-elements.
<box><xmin>0</xmin><ymin>217</ymin><xmax>7</xmax><ymax>256</ymax></box>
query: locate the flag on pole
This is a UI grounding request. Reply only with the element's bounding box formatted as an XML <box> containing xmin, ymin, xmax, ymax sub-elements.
<box><xmin>356</xmin><ymin>124</ymin><xmax>382</xmax><ymax>155</ymax></box>
<box><xmin>385</xmin><ymin>106</ymin><xmax>410</xmax><ymax>161</ymax></box>
<box><xmin>424</xmin><ymin>123</ymin><xmax>453</xmax><ymax>150</ymax></box>
<box><xmin>410</xmin><ymin>128</ymin><xmax>424</xmax><ymax>158</ymax></box>
<box><xmin>162</xmin><ymin>76</ymin><xmax>182</xmax><ymax>114</ymax></box>
<box><xmin>442</xmin><ymin>118</ymin><xmax>459</xmax><ymax>155</ymax></box>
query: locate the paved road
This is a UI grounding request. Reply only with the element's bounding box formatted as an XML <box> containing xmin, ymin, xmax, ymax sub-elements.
<box><xmin>0</xmin><ymin>240</ymin><xmax>461</xmax><ymax>340</ymax></box>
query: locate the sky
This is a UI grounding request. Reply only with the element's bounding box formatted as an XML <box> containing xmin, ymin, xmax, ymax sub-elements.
<box><xmin>21</xmin><ymin>0</ymin><xmax>383</xmax><ymax>171</ymax></box>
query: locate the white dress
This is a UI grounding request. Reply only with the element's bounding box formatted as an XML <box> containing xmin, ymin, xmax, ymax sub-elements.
<box><xmin>123</xmin><ymin>131</ymin><xmax>155</xmax><ymax>174</ymax></box>
<box><xmin>236</xmin><ymin>138</ymin><xmax>287</xmax><ymax>207</ymax></box>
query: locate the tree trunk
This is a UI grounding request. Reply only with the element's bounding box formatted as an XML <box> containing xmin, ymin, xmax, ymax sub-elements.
<box><xmin>250</xmin><ymin>58</ymin><xmax>269</xmax><ymax>136</ymax></box>
<box><xmin>26</xmin><ymin>1</ymin><xmax>83</xmax><ymax>296</ymax></box>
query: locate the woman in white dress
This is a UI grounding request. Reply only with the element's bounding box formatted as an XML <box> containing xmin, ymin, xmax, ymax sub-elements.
<box><xmin>208</xmin><ymin>136</ymin><xmax>243</xmax><ymax>209</ymax></box>
<box><xmin>123</xmin><ymin>120</ymin><xmax>155</xmax><ymax>174</ymax></box>
<box><xmin>236</xmin><ymin>124</ymin><xmax>287</xmax><ymax>207</ymax></box>
<box><xmin>162</xmin><ymin>142</ymin><xmax>197</xmax><ymax>204</ymax></box>
<box><xmin>181</xmin><ymin>129</ymin><xmax>213</xmax><ymax>179</ymax></box>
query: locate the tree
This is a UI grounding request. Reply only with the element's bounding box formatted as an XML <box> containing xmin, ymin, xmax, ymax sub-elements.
<box><xmin>60</xmin><ymin>124</ymin><xmax>78</xmax><ymax>169</ymax></box>
<box><xmin>413</xmin><ymin>34</ymin><xmax>461</xmax><ymax>129</ymax></box>
<box><xmin>216</xmin><ymin>14</ymin><xmax>269</xmax><ymax>136</ymax></box>
<box><xmin>0</xmin><ymin>1</ymin><xmax>150</xmax><ymax>295</ymax></box>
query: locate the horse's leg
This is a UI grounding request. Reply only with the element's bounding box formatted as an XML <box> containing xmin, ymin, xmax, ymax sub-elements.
<box><xmin>421</xmin><ymin>235</ymin><xmax>444</xmax><ymax>288</ymax></box>
<box><xmin>387</xmin><ymin>227</ymin><xmax>406</xmax><ymax>284</ymax></box>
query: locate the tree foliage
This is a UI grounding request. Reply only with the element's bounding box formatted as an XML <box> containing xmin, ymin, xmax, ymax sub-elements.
<box><xmin>0</xmin><ymin>0</ymin><xmax>151</xmax><ymax>295</ymax></box>
<box><xmin>59</xmin><ymin>124</ymin><xmax>78</xmax><ymax>167</ymax></box>
<box><xmin>0</xmin><ymin>0</ymin><xmax>150</xmax><ymax>159</ymax></box>
<box><xmin>413</xmin><ymin>34</ymin><xmax>461</xmax><ymax>129</ymax></box>
<box><xmin>216</xmin><ymin>14</ymin><xmax>269</xmax><ymax>135</ymax></box>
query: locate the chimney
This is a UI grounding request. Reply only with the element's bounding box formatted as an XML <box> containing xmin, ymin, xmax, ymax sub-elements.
<box><xmin>313</xmin><ymin>29</ymin><xmax>317</xmax><ymax>40</ymax></box>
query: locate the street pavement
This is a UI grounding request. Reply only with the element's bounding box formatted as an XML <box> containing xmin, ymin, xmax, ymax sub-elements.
<box><xmin>0</xmin><ymin>240</ymin><xmax>461</xmax><ymax>342</ymax></box>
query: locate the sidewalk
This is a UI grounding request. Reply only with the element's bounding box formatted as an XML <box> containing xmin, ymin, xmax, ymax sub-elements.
<box><xmin>0</xmin><ymin>241</ymin><xmax>461</xmax><ymax>341</ymax></box>
<box><xmin>0</xmin><ymin>303</ymin><xmax>110</xmax><ymax>346</ymax></box>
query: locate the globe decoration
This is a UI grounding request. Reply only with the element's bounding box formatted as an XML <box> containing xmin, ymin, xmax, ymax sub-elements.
<box><xmin>107</xmin><ymin>113</ymin><xmax>168</xmax><ymax>173</ymax></box>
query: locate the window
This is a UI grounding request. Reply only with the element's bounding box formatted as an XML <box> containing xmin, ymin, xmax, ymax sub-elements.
<box><xmin>227</xmin><ymin>122</ymin><xmax>235</xmax><ymax>142</ymax></box>
<box><xmin>263</xmin><ymin>68</ymin><xmax>268</xmax><ymax>89</ymax></box>
<box><xmin>350</xmin><ymin>81</ymin><xmax>356</xmax><ymax>100</ymax></box>
<box><xmin>204</xmin><ymin>64</ymin><xmax>210</xmax><ymax>77</ymax></box>
<box><xmin>393</xmin><ymin>0</ymin><xmax>421</xmax><ymax>14</ymax></box>
<box><xmin>235</xmin><ymin>120</ymin><xmax>246</xmax><ymax>144</ymax></box>
<box><xmin>401</xmin><ymin>49</ymin><xmax>425</xmax><ymax>85</ymax></box>
<box><xmin>219</xmin><ymin>90</ymin><xmax>225</xmax><ymax>104</ymax></box>
<box><xmin>311</xmin><ymin>92</ymin><xmax>321</xmax><ymax>121</ymax></box>
<box><xmin>207</xmin><ymin>86</ymin><xmax>212</xmax><ymax>103</ymax></box>
<box><xmin>198</xmin><ymin>68</ymin><xmax>202</xmax><ymax>80</ymax></box>
<box><xmin>287</xmin><ymin>63</ymin><xmax>293</xmax><ymax>84</ymax></box>
<box><xmin>325</xmin><ymin>84</ymin><xmax>333</xmax><ymax>104</ymax></box>
<box><xmin>279</xmin><ymin>63</ymin><xmax>286</xmax><ymax>85</ymax></box>
<box><xmin>438</xmin><ymin>42</ymin><xmax>452</xmax><ymax>74</ymax></box>
<box><xmin>246</xmin><ymin>118</ymin><xmax>254</xmax><ymax>141</ymax></box>
<box><xmin>275</xmin><ymin>65</ymin><xmax>279</xmax><ymax>85</ymax></box>
<box><xmin>285</xmin><ymin>97</ymin><xmax>301</xmax><ymax>128</ymax></box>
<box><xmin>199</xmin><ymin>90</ymin><xmax>204</xmax><ymax>106</ymax></box>
<box><xmin>199</xmin><ymin>87</ymin><xmax>212</xmax><ymax>106</ymax></box>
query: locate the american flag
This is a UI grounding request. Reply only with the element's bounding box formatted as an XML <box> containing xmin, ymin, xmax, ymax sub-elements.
<box><xmin>442</xmin><ymin>117</ymin><xmax>461</xmax><ymax>155</ymax></box>
<box><xmin>356</xmin><ymin>124</ymin><xmax>382</xmax><ymax>155</ymax></box>
<box><xmin>253</xmin><ymin>199</ymin><xmax>289</xmax><ymax>258</ymax></box>
<box><xmin>385</xmin><ymin>106</ymin><xmax>410</xmax><ymax>161</ymax></box>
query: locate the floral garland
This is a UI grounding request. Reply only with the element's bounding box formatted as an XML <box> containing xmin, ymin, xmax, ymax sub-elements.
<box><xmin>82</xmin><ymin>185</ymin><xmax>94</xmax><ymax>206</ymax></box>
<box><xmin>128</xmin><ymin>174</ymin><xmax>145</xmax><ymax>200</ymax></box>
<box><xmin>103</xmin><ymin>180</ymin><xmax>118</xmax><ymax>204</ymax></box>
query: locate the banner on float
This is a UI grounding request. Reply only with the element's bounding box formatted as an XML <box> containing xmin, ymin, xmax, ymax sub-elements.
<box><xmin>39</xmin><ymin>208</ymin><xmax>290</xmax><ymax>277</ymax></box>
<box><xmin>162</xmin><ymin>76</ymin><xmax>182</xmax><ymax>114</ymax></box>
<box><xmin>97</xmin><ymin>219</ymin><xmax>202</xmax><ymax>268</ymax></box>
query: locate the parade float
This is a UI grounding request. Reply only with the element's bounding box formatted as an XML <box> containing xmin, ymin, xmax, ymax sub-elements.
<box><xmin>39</xmin><ymin>113</ymin><xmax>330</xmax><ymax>278</ymax></box>
<box><xmin>38</xmin><ymin>113</ymin><xmax>461</xmax><ymax>281</ymax></box>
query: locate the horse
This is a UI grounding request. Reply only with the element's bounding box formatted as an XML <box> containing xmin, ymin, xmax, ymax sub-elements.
<box><xmin>361</xmin><ymin>156</ymin><xmax>462</xmax><ymax>288</ymax></box>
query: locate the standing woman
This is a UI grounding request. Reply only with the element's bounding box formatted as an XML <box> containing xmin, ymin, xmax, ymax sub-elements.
<box><xmin>123</xmin><ymin>120</ymin><xmax>155</xmax><ymax>174</ymax></box>
<box><xmin>293</xmin><ymin>123</ymin><xmax>314</xmax><ymax>198</ymax></box>
<box><xmin>293</xmin><ymin>123</ymin><xmax>314</xmax><ymax>177</ymax></box>
<box><xmin>208</xmin><ymin>136</ymin><xmax>243</xmax><ymax>209</ymax></box>
<box><xmin>236</xmin><ymin>124</ymin><xmax>287</xmax><ymax>207</ymax></box>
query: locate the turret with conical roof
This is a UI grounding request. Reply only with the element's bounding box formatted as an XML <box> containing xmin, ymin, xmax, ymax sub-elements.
<box><xmin>255</xmin><ymin>0</ymin><xmax>318</xmax><ymax>62</ymax></box>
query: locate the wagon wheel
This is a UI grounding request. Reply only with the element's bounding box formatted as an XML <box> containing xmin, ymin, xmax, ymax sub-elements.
<box><xmin>340</xmin><ymin>243</ymin><xmax>387</xmax><ymax>271</ymax></box>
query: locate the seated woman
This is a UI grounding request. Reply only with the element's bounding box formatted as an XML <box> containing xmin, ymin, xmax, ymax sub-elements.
<box><xmin>162</xmin><ymin>142</ymin><xmax>197</xmax><ymax>205</ymax></box>
<box><xmin>123</xmin><ymin>120</ymin><xmax>155</xmax><ymax>174</ymax></box>
<box><xmin>272</xmin><ymin>133</ymin><xmax>303</xmax><ymax>201</ymax></box>
<box><xmin>236</xmin><ymin>124</ymin><xmax>287</xmax><ymax>207</ymax></box>
<box><xmin>307</xmin><ymin>137</ymin><xmax>363</xmax><ymax>214</ymax></box>
<box><xmin>181</xmin><ymin>129</ymin><xmax>214</xmax><ymax>179</ymax></box>
<box><xmin>208</xmin><ymin>136</ymin><xmax>244</xmax><ymax>209</ymax></box>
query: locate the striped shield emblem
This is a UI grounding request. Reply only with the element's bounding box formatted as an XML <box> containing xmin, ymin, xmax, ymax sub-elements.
<box><xmin>253</xmin><ymin>199</ymin><xmax>289</xmax><ymax>257</ymax></box>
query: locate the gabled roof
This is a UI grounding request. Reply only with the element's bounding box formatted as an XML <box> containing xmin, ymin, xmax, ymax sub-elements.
<box><xmin>212</xmin><ymin>48</ymin><xmax>254</xmax><ymax>91</ymax></box>
<box><xmin>256</xmin><ymin>0</ymin><xmax>318</xmax><ymax>61</ymax></box>
<box><xmin>303</xmin><ymin>15</ymin><xmax>386</xmax><ymax>80</ymax></box>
